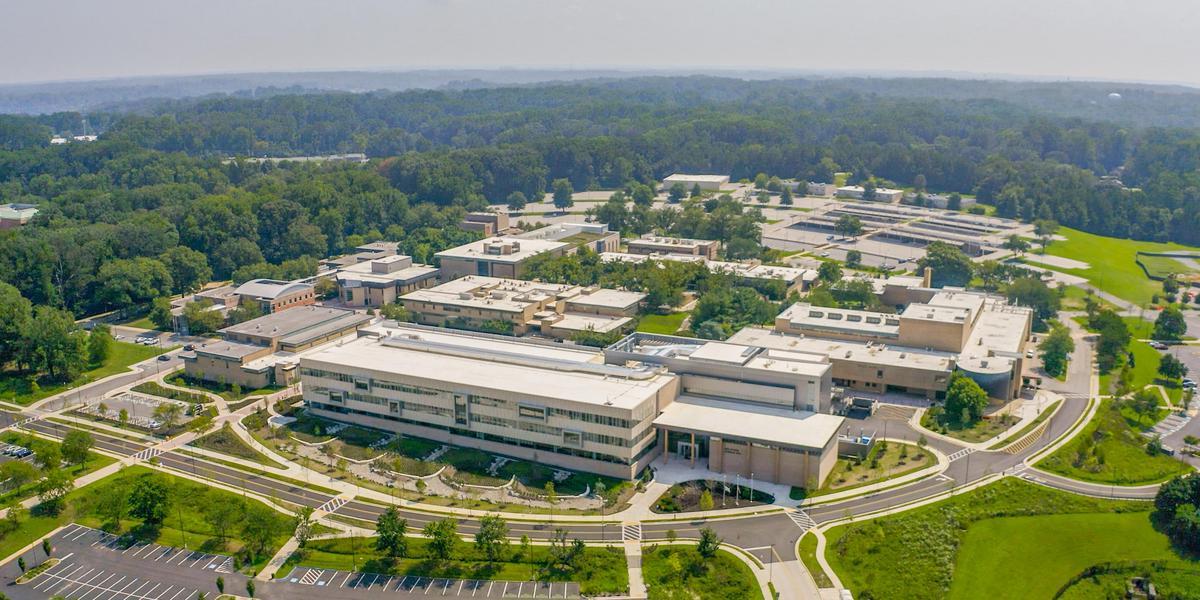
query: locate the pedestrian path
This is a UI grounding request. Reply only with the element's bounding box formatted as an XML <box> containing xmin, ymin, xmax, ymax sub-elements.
<box><xmin>946</xmin><ymin>447</ymin><xmax>975</xmax><ymax>462</ymax></box>
<box><xmin>316</xmin><ymin>495</ymin><xmax>349</xmax><ymax>515</ymax></box>
<box><xmin>622</xmin><ymin>523</ymin><xmax>642</xmax><ymax>542</ymax></box>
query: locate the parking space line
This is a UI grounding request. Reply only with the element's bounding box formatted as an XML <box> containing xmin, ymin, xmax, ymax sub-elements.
<box><xmin>156</xmin><ymin>585</ymin><xmax>178</xmax><ymax>599</ymax></box>
<box><xmin>129</xmin><ymin>580</ymin><xmax>152</xmax><ymax>597</ymax></box>
<box><xmin>106</xmin><ymin>576</ymin><xmax>139</xmax><ymax>600</ymax></box>
<box><xmin>167</xmin><ymin>585</ymin><xmax>189</xmax><ymax>600</ymax></box>
<box><xmin>203</xmin><ymin>555</ymin><xmax>221</xmax><ymax>569</ymax></box>
<box><xmin>340</xmin><ymin>571</ymin><xmax>353</xmax><ymax>587</ymax></box>
<box><xmin>78</xmin><ymin>574</ymin><xmax>121</xmax><ymax>600</ymax></box>
<box><xmin>377</xmin><ymin>575</ymin><xmax>392</xmax><ymax>590</ymax></box>
<box><xmin>426</xmin><ymin>578</ymin><xmax>435</xmax><ymax>594</ymax></box>
<box><xmin>397</xmin><ymin>576</ymin><xmax>413</xmax><ymax>590</ymax></box>
<box><xmin>33</xmin><ymin>564</ymin><xmax>78</xmax><ymax>590</ymax></box>
<box><xmin>142</xmin><ymin>582</ymin><xmax>163</xmax><ymax>597</ymax></box>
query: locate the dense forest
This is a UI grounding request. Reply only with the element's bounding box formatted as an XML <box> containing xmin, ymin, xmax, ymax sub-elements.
<box><xmin>3</xmin><ymin>75</ymin><xmax>1200</xmax><ymax>325</ymax></box>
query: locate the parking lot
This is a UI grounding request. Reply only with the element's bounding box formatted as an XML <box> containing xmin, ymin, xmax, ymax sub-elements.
<box><xmin>1</xmin><ymin>525</ymin><xmax>582</xmax><ymax>599</ymax></box>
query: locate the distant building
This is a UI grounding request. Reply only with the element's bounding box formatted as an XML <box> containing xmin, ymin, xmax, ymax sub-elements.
<box><xmin>336</xmin><ymin>255</ymin><xmax>439</xmax><ymax>308</ymax></box>
<box><xmin>837</xmin><ymin>185</ymin><xmax>905</xmax><ymax>203</ymax></box>
<box><xmin>180</xmin><ymin>306</ymin><xmax>371</xmax><ymax>388</ymax></box>
<box><xmin>170</xmin><ymin>285</ymin><xmax>240</xmax><ymax>335</ymax></box>
<box><xmin>0</xmin><ymin>203</ymin><xmax>39</xmax><ymax>229</ymax></box>
<box><xmin>661</xmin><ymin>174</ymin><xmax>730</xmax><ymax>192</ymax></box>
<box><xmin>514</xmin><ymin>222</ymin><xmax>619</xmax><ymax>255</ymax></box>
<box><xmin>233</xmin><ymin>279</ymin><xmax>316</xmax><ymax>314</ymax></box>
<box><xmin>399</xmin><ymin>276</ymin><xmax>644</xmax><ymax>339</ymax></box>
<box><xmin>436</xmin><ymin>237</ymin><xmax>571</xmax><ymax>280</ymax></box>
<box><xmin>627</xmin><ymin>235</ymin><xmax>721</xmax><ymax>260</ymax></box>
<box><xmin>460</xmin><ymin>212</ymin><xmax>513</xmax><ymax>237</ymax></box>
<box><xmin>804</xmin><ymin>182</ymin><xmax>837</xmax><ymax>197</ymax></box>
<box><xmin>600</xmin><ymin>252</ymin><xmax>818</xmax><ymax>296</ymax></box>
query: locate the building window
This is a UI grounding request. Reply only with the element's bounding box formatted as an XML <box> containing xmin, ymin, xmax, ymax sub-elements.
<box><xmin>563</xmin><ymin>430</ymin><xmax>583</xmax><ymax>447</ymax></box>
<box><xmin>518</xmin><ymin>404</ymin><xmax>547</xmax><ymax>421</ymax></box>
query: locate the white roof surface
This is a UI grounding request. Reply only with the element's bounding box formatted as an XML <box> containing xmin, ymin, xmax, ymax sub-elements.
<box><xmin>234</xmin><ymin>279</ymin><xmax>312</xmax><ymax>300</ymax></box>
<box><xmin>307</xmin><ymin>324</ymin><xmax>673</xmax><ymax>409</ymax></box>
<box><xmin>435</xmin><ymin>236</ymin><xmax>568</xmax><ymax>263</ymax></box>
<box><xmin>663</xmin><ymin>174</ymin><xmax>730</xmax><ymax>183</ymax></box>
<box><xmin>654</xmin><ymin>396</ymin><xmax>842</xmax><ymax>450</ymax></box>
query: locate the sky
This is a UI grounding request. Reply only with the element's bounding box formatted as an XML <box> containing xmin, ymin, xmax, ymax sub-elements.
<box><xmin>2</xmin><ymin>0</ymin><xmax>1198</xmax><ymax>86</ymax></box>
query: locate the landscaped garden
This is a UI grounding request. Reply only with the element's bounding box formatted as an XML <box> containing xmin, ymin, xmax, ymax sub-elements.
<box><xmin>641</xmin><ymin>546</ymin><xmax>762</xmax><ymax>600</ymax></box>
<box><xmin>637</xmin><ymin>312</ymin><xmax>690</xmax><ymax>335</ymax></box>
<box><xmin>1037</xmin><ymin>398</ymin><xmax>1193</xmax><ymax>485</ymax></box>
<box><xmin>282</xmin><ymin>533</ymin><xmax>628</xmax><ymax>596</ymax></box>
<box><xmin>133</xmin><ymin>380</ymin><xmax>213</xmax><ymax>404</ymax></box>
<box><xmin>652</xmin><ymin>479</ymin><xmax>773</xmax><ymax>513</ymax></box>
<box><xmin>793</xmin><ymin>441</ymin><xmax>935</xmax><ymax>500</ymax></box>
<box><xmin>822</xmin><ymin>478</ymin><xmax>1185</xmax><ymax>600</ymax></box>
<box><xmin>190</xmin><ymin>422</ymin><xmax>284</xmax><ymax>468</ymax></box>
<box><xmin>165</xmin><ymin>372</ymin><xmax>280</xmax><ymax>403</ymax></box>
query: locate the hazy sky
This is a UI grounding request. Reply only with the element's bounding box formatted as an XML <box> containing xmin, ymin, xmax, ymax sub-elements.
<box><xmin>2</xmin><ymin>0</ymin><xmax>1198</xmax><ymax>86</ymax></box>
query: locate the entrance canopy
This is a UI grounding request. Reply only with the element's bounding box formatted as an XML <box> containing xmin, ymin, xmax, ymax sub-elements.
<box><xmin>653</xmin><ymin>396</ymin><xmax>843</xmax><ymax>451</ymax></box>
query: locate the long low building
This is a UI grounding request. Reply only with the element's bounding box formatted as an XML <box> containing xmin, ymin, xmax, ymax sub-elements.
<box><xmin>600</xmin><ymin>252</ymin><xmax>817</xmax><ymax>296</ymax></box>
<box><xmin>400</xmin><ymin>276</ymin><xmax>645</xmax><ymax>339</ymax></box>
<box><xmin>299</xmin><ymin>323</ymin><xmax>846</xmax><ymax>485</ymax></box>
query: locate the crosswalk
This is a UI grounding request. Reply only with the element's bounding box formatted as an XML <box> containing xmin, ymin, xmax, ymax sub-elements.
<box><xmin>946</xmin><ymin>447</ymin><xmax>975</xmax><ymax>462</ymax></box>
<box><xmin>317</xmin><ymin>496</ymin><xmax>349</xmax><ymax>514</ymax></box>
<box><xmin>621</xmin><ymin>523</ymin><xmax>641</xmax><ymax>542</ymax></box>
<box><xmin>131</xmin><ymin>447</ymin><xmax>161</xmax><ymax>462</ymax></box>
<box><xmin>300</xmin><ymin>568</ymin><xmax>325</xmax><ymax>585</ymax></box>
<box><xmin>787</xmin><ymin>509</ymin><xmax>817</xmax><ymax>532</ymax></box>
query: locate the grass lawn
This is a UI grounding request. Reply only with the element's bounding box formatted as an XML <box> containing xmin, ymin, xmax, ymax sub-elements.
<box><xmin>1136</xmin><ymin>253</ymin><xmax>1200</xmax><ymax>279</ymax></box>
<box><xmin>1037</xmin><ymin>399</ymin><xmax>1192</xmax><ymax>485</ymax></box>
<box><xmin>950</xmin><ymin>512</ymin><xmax>1184</xmax><ymax>599</ymax></box>
<box><xmin>0</xmin><ymin>431</ymin><xmax>117</xmax><ymax>505</ymax></box>
<box><xmin>0</xmin><ymin>341</ymin><xmax>167</xmax><ymax>406</ymax></box>
<box><xmin>189</xmin><ymin>424</ymin><xmax>284</xmax><ymax>468</ymax></box>
<box><xmin>920</xmin><ymin>410</ymin><xmax>1014</xmax><ymax>444</ymax></box>
<box><xmin>823</xmin><ymin>478</ymin><xmax>1158</xmax><ymax>600</ymax></box>
<box><xmin>119</xmin><ymin>315</ymin><xmax>164</xmax><ymax>331</ymax></box>
<box><xmin>1058</xmin><ymin>561</ymin><xmax>1200</xmax><ymax>599</ymax></box>
<box><xmin>792</xmin><ymin>442</ymin><xmax>935</xmax><ymax>500</ymax></box>
<box><xmin>798</xmin><ymin>533</ymin><xmax>832</xmax><ymax>588</ymax></box>
<box><xmin>132</xmin><ymin>381</ymin><xmax>213</xmax><ymax>404</ymax></box>
<box><xmin>641</xmin><ymin>546</ymin><xmax>762</xmax><ymax>600</ymax></box>
<box><xmin>637</xmin><ymin>312</ymin><xmax>689</xmax><ymax>335</ymax></box>
<box><xmin>283</xmin><ymin>536</ymin><xmax>628</xmax><ymax>596</ymax></box>
<box><xmin>165</xmin><ymin>374</ymin><xmax>279</xmax><ymax>403</ymax></box>
<box><xmin>1041</xmin><ymin>226</ymin><xmax>1200</xmax><ymax>306</ymax></box>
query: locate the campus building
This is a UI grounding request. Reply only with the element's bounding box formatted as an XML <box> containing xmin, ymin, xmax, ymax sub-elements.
<box><xmin>232</xmin><ymin>279</ymin><xmax>316</xmax><ymax>314</ymax></box>
<box><xmin>298</xmin><ymin>322</ymin><xmax>844</xmax><ymax>484</ymax></box>
<box><xmin>335</xmin><ymin>255</ymin><xmax>439</xmax><ymax>308</ymax></box>
<box><xmin>728</xmin><ymin>286</ymin><xmax>1033</xmax><ymax>400</ymax></box>
<box><xmin>399</xmin><ymin>276</ymin><xmax>644</xmax><ymax>339</ymax></box>
<box><xmin>836</xmin><ymin>185</ymin><xmax>905</xmax><ymax>203</ymax></box>
<box><xmin>0</xmin><ymin>203</ymin><xmax>38</xmax><ymax>229</ymax></box>
<box><xmin>459</xmin><ymin>212</ymin><xmax>514</xmax><ymax>237</ymax></box>
<box><xmin>300</xmin><ymin>323</ymin><xmax>678</xmax><ymax>479</ymax></box>
<box><xmin>436</xmin><ymin>237</ymin><xmax>570</xmax><ymax>280</ymax></box>
<box><xmin>181</xmin><ymin>306</ymin><xmax>371</xmax><ymax>388</ymax></box>
<box><xmin>660</xmin><ymin>174</ymin><xmax>730</xmax><ymax>192</ymax></box>
<box><xmin>626</xmin><ymin>235</ymin><xmax>721</xmax><ymax>260</ymax></box>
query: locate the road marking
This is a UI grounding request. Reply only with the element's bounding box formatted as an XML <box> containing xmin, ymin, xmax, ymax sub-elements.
<box><xmin>946</xmin><ymin>447</ymin><xmax>976</xmax><ymax>462</ymax></box>
<box><xmin>621</xmin><ymin>523</ymin><xmax>642</xmax><ymax>542</ymax></box>
<box><xmin>78</xmin><ymin>574</ymin><xmax>120</xmax><ymax>600</ymax></box>
<box><xmin>167</xmin><ymin>586</ymin><xmax>189</xmax><ymax>600</ymax></box>
<box><xmin>787</xmin><ymin>509</ymin><xmax>818</xmax><ymax>531</ymax></box>
<box><xmin>340</xmin><ymin>571</ymin><xmax>353</xmax><ymax>587</ymax></box>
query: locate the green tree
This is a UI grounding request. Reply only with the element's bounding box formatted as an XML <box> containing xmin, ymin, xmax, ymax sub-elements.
<box><xmin>552</xmin><ymin>178</ymin><xmax>574</xmax><ymax>210</ymax></box>
<box><xmin>698</xmin><ymin>490</ymin><xmax>715</xmax><ymax>511</ymax></box>
<box><xmin>87</xmin><ymin>324</ymin><xmax>113</xmax><ymax>366</ymax></box>
<box><xmin>374</xmin><ymin>507</ymin><xmax>409</xmax><ymax>558</ymax></box>
<box><xmin>148</xmin><ymin>296</ymin><xmax>173</xmax><ymax>331</ymax></box>
<box><xmin>182</xmin><ymin>299</ymin><xmax>225</xmax><ymax>335</ymax></box>
<box><xmin>944</xmin><ymin>373</ymin><xmax>989</xmax><ymax>425</ymax></box>
<box><xmin>20</xmin><ymin>306</ymin><xmax>87</xmax><ymax>383</ymax></box>
<box><xmin>294</xmin><ymin>506</ymin><xmax>315</xmax><ymax>550</ymax></box>
<box><xmin>423</xmin><ymin>518</ymin><xmax>459</xmax><ymax>562</ymax></box>
<box><xmin>203</xmin><ymin>498</ymin><xmax>244</xmax><ymax>544</ymax></box>
<box><xmin>153</xmin><ymin>402</ymin><xmax>184</xmax><ymax>432</ymax></box>
<box><xmin>1154</xmin><ymin>305</ymin><xmax>1187</xmax><ymax>341</ymax></box>
<box><xmin>33</xmin><ymin>442</ymin><xmax>61</xmax><ymax>471</ymax></box>
<box><xmin>780</xmin><ymin>186</ymin><xmax>794</xmax><ymax>205</ymax></box>
<box><xmin>61</xmin><ymin>430</ymin><xmax>93</xmax><ymax>467</ymax></box>
<box><xmin>506</xmin><ymin>191</ymin><xmax>528</xmax><ymax>212</ymax></box>
<box><xmin>1006</xmin><ymin>277</ymin><xmax>1060</xmax><ymax>329</ymax></box>
<box><xmin>668</xmin><ymin>182</ymin><xmax>688</xmax><ymax>203</ymax></box>
<box><xmin>0</xmin><ymin>282</ymin><xmax>32</xmax><ymax>366</ymax></box>
<box><xmin>240</xmin><ymin>503</ymin><xmax>280</xmax><ymax>560</ymax></box>
<box><xmin>845</xmin><ymin>249</ymin><xmax>862</xmax><ymax>268</ymax></box>
<box><xmin>475</xmin><ymin>514</ymin><xmax>509</xmax><ymax>563</ymax></box>
<box><xmin>1091</xmin><ymin>309</ymin><xmax>1132</xmax><ymax>372</ymax></box>
<box><xmin>834</xmin><ymin>214</ymin><xmax>863</xmax><ymax>237</ymax></box>
<box><xmin>690</xmin><ymin>183</ymin><xmax>702</xmax><ymax>197</ymax></box>
<box><xmin>697</xmin><ymin>527</ymin><xmax>721</xmax><ymax>558</ymax></box>
<box><xmin>245</xmin><ymin>579</ymin><xmax>255</xmax><ymax>598</ymax></box>
<box><xmin>947</xmin><ymin>192</ymin><xmax>963</xmax><ymax>211</ymax></box>
<box><xmin>1002</xmin><ymin>234</ymin><xmax>1031</xmax><ymax>255</ymax></box>
<box><xmin>36</xmin><ymin>470</ymin><xmax>73</xmax><ymax>514</ymax></box>
<box><xmin>1040</xmin><ymin>324</ymin><xmax>1075</xmax><ymax>378</ymax></box>
<box><xmin>95</xmin><ymin>257</ymin><xmax>173</xmax><ymax>311</ymax></box>
<box><xmin>216</xmin><ymin>577</ymin><xmax>224</xmax><ymax>595</ymax></box>
<box><xmin>129</xmin><ymin>476</ymin><xmax>171</xmax><ymax>525</ymax></box>
<box><xmin>917</xmin><ymin>242</ymin><xmax>974</xmax><ymax>287</ymax></box>
<box><xmin>98</xmin><ymin>484</ymin><xmax>130</xmax><ymax>531</ymax></box>
<box><xmin>1159</xmin><ymin>353</ymin><xmax>1188</xmax><ymax>380</ymax></box>
<box><xmin>159</xmin><ymin>247</ymin><xmax>212</xmax><ymax>294</ymax></box>
<box><xmin>861</xmin><ymin>180</ymin><xmax>877</xmax><ymax>201</ymax></box>
<box><xmin>630</xmin><ymin>183</ymin><xmax>656</xmax><ymax>207</ymax></box>
<box><xmin>754</xmin><ymin>173</ymin><xmax>769</xmax><ymax>189</ymax></box>
<box><xmin>817</xmin><ymin>261</ymin><xmax>842</xmax><ymax>283</ymax></box>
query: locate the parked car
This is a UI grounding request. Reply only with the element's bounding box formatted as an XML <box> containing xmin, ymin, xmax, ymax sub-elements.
<box><xmin>182</xmin><ymin>344</ymin><xmax>195</xmax><ymax>351</ymax></box>
<box><xmin>157</xmin><ymin>354</ymin><xmax>171</xmax><ymax>362</ymax></box>
<box><xmin>1025</xmin><ymin>350</ymin><xmax>1035</xmax><ymax>359</ymax></box>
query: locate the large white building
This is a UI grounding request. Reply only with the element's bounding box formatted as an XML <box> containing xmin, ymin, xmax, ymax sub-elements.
<box><xmin>661</xmin><ymin>174</ymin><xmax>730</xmax><ymax>192</ymax></box>
<box><xmin>299</xmin><ymin>322</ymin><xmax>845</xmax><ymax>485</ymax></box>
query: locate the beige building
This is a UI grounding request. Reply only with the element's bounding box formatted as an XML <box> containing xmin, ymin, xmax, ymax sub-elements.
<box><xmin>436</xmin><ymin>237</ymin><xmax>571</xmax><ymax>280</ymax></box>
<box><xmin>627</xmin><ymin>235</ymin><xmax>720</xmax><ymax>260</ymax></box>
<box><xmin>336</xmin><ymin>255</ymin><xmax>439</xmax><ymax>308</ymax></box>
<box><xmin>732</xmin><ymin>286</ymin><xmax>1033</xmax><ymax>400</ymax></box>
<box><xmin>299</xmin><ymin>323</ymin><xmax>845</xmax><ymax>485</ymax></box>
<box><xmin>181</xmin><ymin>306</ymin><xmax>371</xmax><ymax>388</ymax></box>
<box><xmin>0</xmin><ymin>203</ymin><xmax>38</xmax><ymax>229</ymax></box>
<box><xmin>661</xmin><ymin>174</ymin><xmax>730</xmax><ymax>192</ymax></box>
<box><xmin>600</xmin><ymin>252</ymin><xmax>818</xmax><ymax>296</ymax></box>
<box><xmin>836</xmin><ymin>185</ymin><xmax>906</xmax><ymax>203</ymax></box>
<box><xmin>233</xmin><ymin>279</ymin><xmax>316</xmax><ymax>314</ymax></box>
<box><xmin>399</xmin><ymin>276</ymin><xmax>644</xmax><ymax>339</ymax></box>
<box><xmin>460</xmin><ymin>212</ymin><xmax>513</xmax><ymax>237</ymax></box>
<box><xmin>300</xmin><ymin>323</ymin><xmax>678</xmax><ymax>479</ymax></box>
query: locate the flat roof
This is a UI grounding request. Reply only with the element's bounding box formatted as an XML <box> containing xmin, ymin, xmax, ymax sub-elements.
<box><xmin>435</xmin><ymin>236</ymin><xmax>568</xmax><ymax>263</ymax></box>
<box><xmin>564</xmin><ymin>288</ymin><xmax>646</xmax><ymax>310</ymax></box>
<box><xmin>599</xmin><ymin>253</ymin><xmax>814</xmax><ymax>284</ymax></box>
<box><xmin>654</xmin><ymin>395</ymin><xmax>842</xmax><ymax>450</ymax></box>
<box><xmin>778</xmin><ymin>303</ymin><xmax>902</xmax><ymax>337</ymax></box>
<box><xmin>305</xmin><ymin>324</ymin><xmax>673</xmax><ymax>409</ymax></box>
<box><xmin>663</xmin><ymin>174</ymin><xmax>730</xmax><ymax>183</ymax></box>
<box><xmin>728</xmin><ymin>327</ymin><xmax>954</xmax><ymax>372</ymax></box>
<box><xmin>544</xmin><ymin>313</ymin><xmax>634</xmax><ymax>334</ymax></box>
<box><xmin>337</xmin><ymin>260</ymin><xmax>439</xmax><ymax>286</ymax></box>
<box><xmin>401</xmin><ymin>276</ymin><xmax>574</xmax><ymax>313</ymax></box>
<box><xmin>629</xmin><ymin>235</ymin><xmax>718</xmax><ymax>249</ymax></box>
<box><xmin>194</xmin><ymin>341</ymin><xmax>267</xmax><ymax>360</ymax></box>
<box><xmin>221</xmin><ymin>306</ymin><xmax>369</xmax><ymax>342</ymax></box>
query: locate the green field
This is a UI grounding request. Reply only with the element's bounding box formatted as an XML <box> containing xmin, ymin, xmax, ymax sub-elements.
<box><xmin>949</xmin><ymin>513</ymin><xmax>1180</xmax><ymax>599</ymax></box>
<box><xmin>637</xmin><ymin>312</ymin><xmax>689</xmax><ymax>335</ymax></box>
<box><xmin>283</xmin><ymin>536</ymin><xmax>628</xmax><ymax>596</ymax></box>
<box><xmin>795</xmin><ymin>442</ymin><xmax>934</xmax><ymax>499</ymax></box>
<box><xmin>641</xmin><ymin>546</ymin><xmax>762</xmax><ymax>600</ymax></box>
<box><xmin>1041</xmin><ymin>227</ymin><xmax>1200</xmax><ymax>305</ymax></box>
<box><xmin>0</xmin><ymin>341</ymin><xmax>169</xmax><ymax>406</ymax></box>
<box><xmin>1058</xmin><ymin>561</ymin><xmax>1200</xmax><ymax>599</ymax></box>
<box><xmin>823</xmin><ymin>478</ymin><xmax>1155</xmax><ymax>600</ymax></box>
<box><xmin>1137</xmin><ymin>253</ymin><xmax>1200</xmax><ymax>279</ymax></box>
<box><xmin>0</xmin><ymin>431</ymin><xmax>118</xmax><ymax>506</ymax></box>
<box><xmin>1037</xmin><ymin>399</ymin><xmax>1193</xmax><ymax>485</ymax></box>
